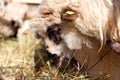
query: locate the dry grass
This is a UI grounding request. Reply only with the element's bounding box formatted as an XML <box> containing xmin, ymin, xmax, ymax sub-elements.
<box><xmin>0</xmin><ymin>30</ymin><xmax>92</xmax><ymax>80</ymax></box>
<box><xmin>0</xmin><ymin>30</ymin><xmax>38</xmax><ymax>80</ymax></box>
<box><xmin>0</xmin><ymin>30</ymin><xmax>109</xmax><ymax>80</ymax></box>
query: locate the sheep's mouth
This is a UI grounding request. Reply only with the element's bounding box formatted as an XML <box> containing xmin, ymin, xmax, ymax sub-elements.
<box><xmin>47</xmin><ymin>24</ymin><xmax>62</xmax><ymax>44</ymax></box>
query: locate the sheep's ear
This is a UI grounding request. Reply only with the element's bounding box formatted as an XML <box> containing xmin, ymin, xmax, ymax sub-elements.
<box><xmin>62</xmin><ymin>10</ymin><xmax>78</xmax><ymax>20</ymax></box>
<box><xmin>106</xmin><ymin>40</ymin><xmax>120</xmax><ymax>55</ymax></box>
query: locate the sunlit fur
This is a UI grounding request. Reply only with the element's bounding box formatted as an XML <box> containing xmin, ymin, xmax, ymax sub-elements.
<box><xmin>30</xmin><ymin>0</ymin><xmax>120</xmax><ymax>79</ymax></box>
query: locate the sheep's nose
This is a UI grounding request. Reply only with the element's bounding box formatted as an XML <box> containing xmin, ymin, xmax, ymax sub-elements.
<box><xmin>47</xmin><ymin>24</ymin><xmax>62</xmax><ymax>44</ymax></box>
<box><xmin>10</xmin><ymin>20</ymin><xmax>20</xmax><ymax>38</ymax></box>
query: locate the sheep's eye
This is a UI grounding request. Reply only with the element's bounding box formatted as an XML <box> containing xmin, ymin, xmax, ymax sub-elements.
<box><xmin>43</xmin><ymin>12</ymin><xmax>53</xmax><ymax>15</ymax></box>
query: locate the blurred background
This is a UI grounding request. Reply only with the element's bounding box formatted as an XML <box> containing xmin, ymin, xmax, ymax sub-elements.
<box><xmin>0</xmin><ymin>0</ymin><xmax>42</xmax><ymax>79</ymax></box>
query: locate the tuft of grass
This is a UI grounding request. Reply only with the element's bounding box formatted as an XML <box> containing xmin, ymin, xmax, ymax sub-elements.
<box><xmin>0</xmin><ymin>30</ymin><xmax>39</xmax><ymax>80</ymax></box>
